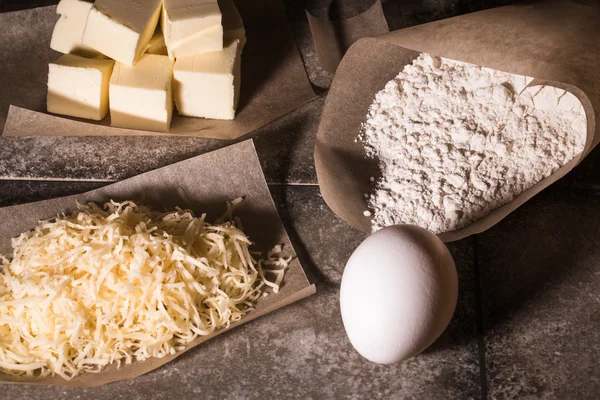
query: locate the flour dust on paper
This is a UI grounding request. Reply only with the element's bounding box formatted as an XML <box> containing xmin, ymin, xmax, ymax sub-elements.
<box><xmin>360</xmin><ymin>53</ymin><xmax>587</xmax><ymax>234</ymax></box>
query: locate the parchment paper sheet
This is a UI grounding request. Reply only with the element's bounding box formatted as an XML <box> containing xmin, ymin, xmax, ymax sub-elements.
<box><xmin>314</xmin><ymin>0</ymin><xmax>599</xmax><ymax>241</ymax></box>
<box><xmin>0</xmin><ymin>140</ymin><xmax>316</xmax><ymax>386</ymax></box>
<box><xmin>306</xmin><ymin>0</ymin><xmax>389</xmax><ymax>73</ymax></box>
<box><xmin>0</xmin><ymin>0</ymin><xmax>316</xmax><ymax>139</ymax></box>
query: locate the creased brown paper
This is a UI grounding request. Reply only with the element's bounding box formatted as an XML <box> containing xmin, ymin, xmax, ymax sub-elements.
<box><xmin>0</xmin><ymin>0</ymin><xmax>316</xmax><ymax>139</ymax></box>
<box><xmin>315</xmin><ymin>0</ymin><xmax>599</xmax><ymax>242</ymax></box>
<box><xmin>306</xmin><ymin>0</ymin><xmax>389</xmax><ymax>74</ymax></box>
<box><xmin>0</xmin><ymin>139</ymin><xmax>316</xmax><ymax>386</ymax></box>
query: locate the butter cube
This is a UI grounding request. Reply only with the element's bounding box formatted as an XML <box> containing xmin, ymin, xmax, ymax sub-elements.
<box><xmin>109</xmin><ymin>54</ymin><xmax>174</xmax><ymax>132</ymax></box>
<box><xmin>162</xmin><ymin>0</ymin><xmax>223</xmax><ymax>58</ymax></box>
<box><xmin>82</xmin><ymin>0</ymin><xmax>162</xmax><ymax>66</ymax></box>
<box><xmin>166</xmin><ymin>25</ymin><xmax>223</xmax><ymax>59</ymax></box>
<box><xmin>50</xmin><ymin>0</ymin><xmax>99</xmax><ymax>57</ymax></box>
<box><xmin>173</xmin><ymin>39</ymin><xmax>240</xmax><ymax>120</ymax></box>
<box><xmin>164</xmin><ymin>0</ymin><xmax>244</xmax><ymax>59</ymax></box>
<box><xmin>47</xmin><ymin>54</ymin><xmax>115</xmax><ymax>120</ymax></box>
<box><xmin>146</xmin><ymin>29</ymin><xmax>168</xmax><ymax>56</ymax></box>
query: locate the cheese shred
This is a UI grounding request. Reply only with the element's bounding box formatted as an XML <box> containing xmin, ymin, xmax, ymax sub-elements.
<box><xmin>0</xmin><ymin>200</ymin><xmax>288</xmax><ymax>380</ymax></box>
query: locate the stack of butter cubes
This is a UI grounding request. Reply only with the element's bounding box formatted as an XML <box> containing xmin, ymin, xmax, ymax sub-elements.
<box><xmin>47</xmin><ymin>0</ymin><xmax>246</xmax><ymax>132</ymax></box>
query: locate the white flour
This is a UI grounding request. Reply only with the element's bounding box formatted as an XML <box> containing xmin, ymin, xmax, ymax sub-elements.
<box><xmin>361</xmin><ymin>53</ymin><xmax>587</xmax><ymax>234</ymax></box>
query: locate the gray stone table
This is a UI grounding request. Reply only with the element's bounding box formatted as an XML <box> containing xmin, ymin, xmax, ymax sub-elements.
<box><xmin>1</xmin><ymin>1</ymin><xmax>599</xmax><ymax>399</ymax></box>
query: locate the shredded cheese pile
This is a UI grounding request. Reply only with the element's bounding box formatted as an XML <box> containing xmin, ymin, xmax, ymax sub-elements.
<box><xmin>0</xmin><ymin>200</ymin><xmax>288</xmax><ymax>380</ymax></box>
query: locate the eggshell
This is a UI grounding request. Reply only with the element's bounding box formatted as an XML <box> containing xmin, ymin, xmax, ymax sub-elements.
<box><xmin>340</xmin><ymin>224</ymin><xmax>458</xmax><ymax>364</ymax></box>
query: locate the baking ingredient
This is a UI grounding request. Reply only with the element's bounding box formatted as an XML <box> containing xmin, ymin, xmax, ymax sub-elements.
<box><xmin>340</xmin><ymin>224</ymin><xmax>457</xmax><ymax>364</ymax></box>
<box><xmin>50</xmin><ymin>0</ymin><xmax>98</xmax><ymax>57</ymax></box>
<box><xmin>361</xmin><ymin>53</ymin><xmax>587</xmax><ymax>234</ymax></box>
<box><xmin>46</xmin><ymin>0</ymin><xmax>247</xmax><ymax>127</ymax></box>
<box><xmin>174</xmin><ymin>39</ymin><xmax>241</xmax><ymax>120</ymax></box>
<box><xmin>162</xmin><ymin>0</ymin><xmax>223</xmax><ymax>59</ymax></box>
<box><xmin>47</xmin><ymin>54</ymin><xmax>115</xmax><ymax>120</ymax></box>
<box><xmin>0</xmin><ymin>200</ymin><xmax>288</xmax><ymax>379</ymax></box>
<box><xmin>109</xmin><ymin>54</ymin><xmax>174</xmax><ymax>132</ymax></box>
<box><xmin>166</xmin><ymin>26</ymin><xmax>224</xmax><ymax>59</ymax></box>
<box><xmin>219</xmin><ymin>0</ymin><xmax>245</xmax><ymax>99</ymax></box>
<box><xmin>82</xmin><ymin>0</ymin><xmax>162</xmax><ymax>66</ymax></box>
<box><xmin>146</xmin><ymin>29</ymin><xmax>168</xmax><ymax>56</ymax></box>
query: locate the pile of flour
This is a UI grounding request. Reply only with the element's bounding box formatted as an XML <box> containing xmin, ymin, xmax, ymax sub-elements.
<box><xmin>360</xmin><ymin>53</ymin><xmax>587</xmax><ymax>234</ymax></box>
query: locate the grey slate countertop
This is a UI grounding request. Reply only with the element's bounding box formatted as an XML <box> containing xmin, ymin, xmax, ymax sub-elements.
<box><xmin>1</xmin><ymin>0</ymin><xmax>599</xmax><ymax>399</ymax></box>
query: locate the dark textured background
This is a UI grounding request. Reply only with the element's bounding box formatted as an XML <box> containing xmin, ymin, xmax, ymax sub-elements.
<box><xmin>2</xmin><ymin>1</ymin><xmax>599</xmax><ymax>399</ymax></box>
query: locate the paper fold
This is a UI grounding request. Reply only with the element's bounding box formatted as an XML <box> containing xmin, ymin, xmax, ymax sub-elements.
<box><xmin>306</xmin><ymin>0</ymin><xmax>389</xmax><ymax>73</ymax></box>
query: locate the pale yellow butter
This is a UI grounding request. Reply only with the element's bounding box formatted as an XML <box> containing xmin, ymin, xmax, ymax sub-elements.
<box><xmin>166</xmin><ymin>25</ymin><xmax>223</xmax><ymax>59</ymax></box>
<box><xmin>174</xmin><ymin>39</ymin><xmax>240</xmax><ymax>120</ymax></box>
<box><xmin>162</xmin><ymin>0</ymin><xmax>223</xmax><ymax>59</ymax></box>
<box><xmin>82</xmin><ymin>0</ymin><xmax>162</xmax><ymax>66</ymax></box>
<box><xmin>168</xmin><ymin>0</ymin><xmax>245</xmax><ymax>59</ymax></box>
<box><xmin>47</xmin><ymin>54</ymin><xmax>115</xmax><ymax>120</ymax></box>
<box><xmin>110</xmin><ymin>54</ymin><xmax>174</xmax><ymax>132</ymax></box>
<box><xmin>50</xmin><ymin>0</ymin><xmax>99</xmax><ymax>57</ymax></box>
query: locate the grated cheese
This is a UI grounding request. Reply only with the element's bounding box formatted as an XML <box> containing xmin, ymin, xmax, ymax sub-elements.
<box><xmin>0</xmin><ymin>200</ymin><xmax>289</xmax><ymax>380</ymax></box>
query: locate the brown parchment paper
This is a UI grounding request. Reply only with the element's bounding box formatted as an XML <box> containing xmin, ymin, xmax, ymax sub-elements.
<box><xmin>0</xmin><ymin>139</ymin><xmax>316</xmax><ymax>386</ymax></box>
<box><xmin>0</xmin><ymin>0</ymin><xmax>316</xmax><ymax>139</ymax></box>
<box><xmin>306</xmin><ymin>0</ymin><xmax>389</xmax><ymax>73</ymax></box>
<box><xmin>315</xmin><ymin>0</ymin><xmax>599</xmax><ymax>242</ymax></box>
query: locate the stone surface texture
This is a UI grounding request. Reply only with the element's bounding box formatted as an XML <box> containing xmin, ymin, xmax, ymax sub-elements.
<box><xmin>478</xmin><ymin>187</ymin><xmax>600</xmax><ymax>400</ymax></box>
<box><xmin>1</xmin><ymin>0</ymin><xmax>597</xmax><ymax>399</ymax></box>
<box><xmin>0</xmin><ymin>97</ymin><xmax>323</xmax><ymax>184</ymax></box>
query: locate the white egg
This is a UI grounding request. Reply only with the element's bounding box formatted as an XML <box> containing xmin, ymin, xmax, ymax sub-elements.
<box><xmin>340</xmin><ymin>224</ymin><xmax>458</xmax><ymax>364</ymax></box>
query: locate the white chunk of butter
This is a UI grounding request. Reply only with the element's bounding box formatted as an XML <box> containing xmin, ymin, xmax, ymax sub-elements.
<box><xmin>174</xmin><ymin>39</ymin><xmax>240</xmax><ymax>120</ymax></box>
<box><xmin>82</xmin><ymin>0</ymin><xmax>162</xmax><ymax>66</ymax></box>
<box><xmin>50</xmin><ymin>0</ymin><xmax>99</xmax><ymax>57</ymax></box>
<box><xmin>162</xmin><ymin>0</ymin><xmax>223</xmax><ymax>58</ymax></box>
<box><xmin>109</xmin><ymin>54</ymin><xmax>174</xmax><ymax>132</ymax></box>
<box><xmin>47</xmin><ymin>54</ymin><xmax>115</xmax><ymax>120</ymax></box>
<box><xmin>167</xmin><ymin>0</ymin><xmax>245</xmax><ymax>59</ymax></box>
<box><xmin>146</xmin><ymin>29</ymin><xmax>168</xmax><ymax>56</ymax></box>
<box><xmin>166</xmin><ymin>25</ymin><xmax>223</xmax><ymax>59</ymax></box>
